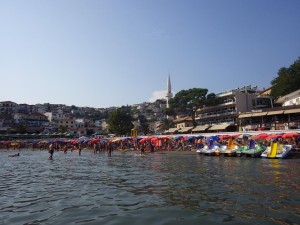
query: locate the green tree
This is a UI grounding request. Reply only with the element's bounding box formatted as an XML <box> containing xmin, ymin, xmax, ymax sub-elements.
<box><xmin>169</xmin><ymin>88</ymin><xmax>217</xmax><ymax>116</ymax></box>
<box><xmin>131</xmin><ymin>108</ymin><xmax>140</xmax><ymax>115</ymax></box>
<box><xmin>108</xmin><ymin>107</ymin><xmax>133</xmax><ymax>135</ymax></box>
<box><xmin>271</xmin><ymin>57</ymin><xmax>300</xmax><ymax>98</ymax></box>
<box><xmin>163</xmin><ymin>107</ymin><xmax>176</xmax><ymax>117</ymax></box>
<box><xmin>154</xmin><ymin>99</ymin><xmax>167</xmax><ymax>107</ymax></box>
<box><xmin>138</xmin><ymin>115</ymin><xmax>149</xmax><ymax>135</ymax></box>
<box><xmin>204</xmin><ymin>93</ymin><xmax>219</xmax><ymax>106</ymax></box>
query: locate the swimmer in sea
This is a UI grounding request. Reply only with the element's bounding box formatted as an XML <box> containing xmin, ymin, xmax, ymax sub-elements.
<box><xmin>8</xmin><ymin>153</ymin><xmax>20</xmax><ymax>157</ymax></box>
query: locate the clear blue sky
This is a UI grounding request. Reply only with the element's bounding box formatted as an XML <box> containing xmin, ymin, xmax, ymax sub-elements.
<box><xmin>1</xmin><ymin>0</ymin><xmax>299</xmax><ymax>108</ymax></box>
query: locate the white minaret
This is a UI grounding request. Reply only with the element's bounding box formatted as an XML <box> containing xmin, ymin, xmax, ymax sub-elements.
<box><xmin>166</xmin><ymin>74</ymin><xmax>173</xmax><ymax>108</ymax></box>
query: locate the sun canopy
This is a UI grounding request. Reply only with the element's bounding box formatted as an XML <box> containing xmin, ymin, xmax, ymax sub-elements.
<box><xmin>192</xmin><ymin>125</ymin><xmax>210</xmax><ymax>132</ymax></box>
<box><xmin>208</xmin><ymin>124</ymin><xmax>230</xmax><ymax>130</ymax></box>
<box><xmin>178</xmin><ymin>127</ymin><xmax>193</xmax><ymax>133</ymax></box>
<box><xmin>166</xmin><ymin>128</ymin><xmax>179</xmax><ymax>133</ymax></box>
<box><xmin>251</xmin><ymin>112</ymin><xmax>267</xmax><ymax>117</ymax></box>
<box><xmin>284</xmin><ymin>108</ymin><xmax>300</xmax><ymax>114</ymax></box>
<box><xmin>267</xmin><ymin>110</ymin><xmax>284</xmax><ymax>115</ymax></box>
<box><xmin>238</xmin><ymin>113</ymin><xmax>252</xmax><ymax>118</ymax></box>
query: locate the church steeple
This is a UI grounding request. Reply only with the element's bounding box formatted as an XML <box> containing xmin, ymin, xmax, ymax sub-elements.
<box><xmin>166</xmin><ymin>74</ymin><xmax>172</xmax><ymax>108</ymax></box>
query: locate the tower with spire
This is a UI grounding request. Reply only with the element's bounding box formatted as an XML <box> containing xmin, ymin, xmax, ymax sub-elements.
<box><xmin>166</xmin><ymin>74</ymin><xmax>173</xmax><ymax>108</ymax></box>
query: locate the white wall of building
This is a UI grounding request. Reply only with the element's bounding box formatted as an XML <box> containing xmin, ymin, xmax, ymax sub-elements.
<box><xmin>276</xmin><ymin>89</ymin><xmax>300</xmax><ymax>106</ymax></box>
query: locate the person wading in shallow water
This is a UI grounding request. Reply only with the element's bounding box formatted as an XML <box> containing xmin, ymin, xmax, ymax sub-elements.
<box><xmin>107</xmin><ymin>142</ymin><xmax>112</xmax><ymax>157</ymax></box>
<box><xmin>79</xmin><ymin>144</ymin><xmax>82</xmax><ymax>155</ymax></box>
<box><xmin>140</xmin><ymin>143</ymin><xmax>145</xmax><ymax>156</ymax></box>
<box><xmin>48</xmin><ymin>143</ymin><xmax>55</xmax><ymax>160</ymax></box>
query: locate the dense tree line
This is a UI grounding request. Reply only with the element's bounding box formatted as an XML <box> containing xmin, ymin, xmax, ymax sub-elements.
<box><xmin>271</xmin><ymin>57</ymin><xmax>300</xmax><ymax>98</ymax></box>
<box><xmin>168</xmin><ymin>88</ymin><xmax>218</xmax><ymax>117</ymax></box>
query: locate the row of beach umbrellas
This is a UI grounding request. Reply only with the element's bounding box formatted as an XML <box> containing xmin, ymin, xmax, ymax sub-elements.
<box><xmin>1</xmin><ymin>132</ymin><xmax>299</xmax><ymax>145</ymax></box>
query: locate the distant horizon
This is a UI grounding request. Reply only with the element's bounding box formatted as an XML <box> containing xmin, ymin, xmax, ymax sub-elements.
<box><xmin>1</xmin><ymin>0</ymin><xmax>299</xmax><ymax>108</ymax></box>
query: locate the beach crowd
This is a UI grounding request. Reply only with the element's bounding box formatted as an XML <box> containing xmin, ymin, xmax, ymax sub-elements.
<box><xmin>1</xmin><ymin>133</ymin><xmax>299</xmax><ymax>154</ymax></box>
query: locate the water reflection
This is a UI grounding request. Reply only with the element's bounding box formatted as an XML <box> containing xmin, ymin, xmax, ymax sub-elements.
<box><xmin>0</xmin><ymin>150</ymin><xmax>299</xmax><ymax>225</ymax></box>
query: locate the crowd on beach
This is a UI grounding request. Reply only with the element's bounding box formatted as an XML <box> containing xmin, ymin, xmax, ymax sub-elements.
<box><xmin>1</xmin><ymin>132</ymin><xmax>300</xmax><ymax>155</ymax></box>
<box><xmin>0</xmin><ymin>136</ymin><xmax>196</xmax><ymax>152</ymax></box>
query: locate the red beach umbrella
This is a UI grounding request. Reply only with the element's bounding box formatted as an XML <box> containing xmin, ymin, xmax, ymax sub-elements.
<box><xmin>231</xmin><ymin>134</ymin><xmax>242</xmax><ymax>139</ymax></box>
<box><xmin>71</xmin><ymin>139</ymin><xmax>79</xmax><ymax>144</ymax></box>
<box><xmin>265</xmin><ymin>134</ymin><xmax>282</xmax><ymax>140</ymax></box>
<box><xmin>282</xmin><ymin>133</ymin><xmax>299</xmax><ymax>138</ymax></box>
<box><xmin>139</xmin><ymin>138</ymin><xmax>149</xmax><ymax>143</ymax></box>
<box><xmin>90</xmin><ymin>139</ymin><xmax>101</xmax><ymax>144</ymax></box>
<box><xmin>253</xmin><ymin>133</ymin><xmax>268</xmax><ymax>139</ymax></box>
<box><xmin>219</xmin><ymin>135</ymin><xmax>232</xmax><ymax>140</ymax></box>
<box><xmin>150</xmin><ymin>137</ymin><xmax>159</xmax><ymax>141</ymax></box>
<box><xmin>160</xmin><ymin>136</ymin><xmax>170</xmax><ymax>140</ymax></box>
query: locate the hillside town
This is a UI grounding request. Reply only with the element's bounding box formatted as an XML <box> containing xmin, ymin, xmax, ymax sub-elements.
<box><xmin>1</xmin><ymin>84</ymin><xmax>299</xmax><ymax>139</ymax></box>
<box><xmin>0</xmin><ymin>100</ymin><xmax>168</xmax><ymax>138</ymax></box>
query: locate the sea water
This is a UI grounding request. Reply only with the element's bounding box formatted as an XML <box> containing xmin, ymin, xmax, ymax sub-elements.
<box><xmin>0</xmin><ymin>150</ymin><xmax>299</xmax><ymax>225</ymax></box>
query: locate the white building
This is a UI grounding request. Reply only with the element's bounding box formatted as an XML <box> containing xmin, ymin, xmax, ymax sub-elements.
<box><xmin>52</xmin><ymin>107</ymin><xmax>64</xmax><ymax>121</ymax></box>
<box><xmin>195</xmin><ymin>85</ymin><xmax>273</xmax><ymax>129</ymax></box>
<box><xmin>276</xmin><ymin>89</ymin><xmax>300</xmax><ymax>106</ymax></box>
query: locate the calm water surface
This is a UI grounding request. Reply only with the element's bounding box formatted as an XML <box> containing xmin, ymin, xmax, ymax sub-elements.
<box><xmin>0</xmin><ymin>150</ymin><xmax>299</xmax><ymax>225</ymax></box>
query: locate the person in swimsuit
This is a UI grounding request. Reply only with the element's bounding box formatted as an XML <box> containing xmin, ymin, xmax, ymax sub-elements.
<box><xmin>49</xmin><ymin>143</ymin><xmax>55</xmax><ymax>159</ymax></box>
<box><xmin>79</xmin><ymin>144</ymin><xmax>82</xmax><ymax>155</ymax></box>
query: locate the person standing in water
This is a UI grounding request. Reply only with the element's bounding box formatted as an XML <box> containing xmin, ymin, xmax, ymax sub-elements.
<box><xmin>48</xmin><ymin>143</ymin><xmax>55</xmax><ymax>160</ymax></box>
<box><xmin>106</xmin><ymin>142</ymin><xmax>112</xmax><ymax>157</ymax></box>
<box><xmin>140</xmin><ymin>143</ymin><xmax>145</xmax><ymax>156</ymax></box>
<box><xmin>79</xmin><ymin>144</ymin><xmax>82</xmax><ymax>155</ymax></box>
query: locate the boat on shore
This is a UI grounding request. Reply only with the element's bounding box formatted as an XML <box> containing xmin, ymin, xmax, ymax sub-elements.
<box><xmin>220</xmin><ymin>146</ymin><xmax>239</xmax><ymax>157</ymax></box>
<box><xmin>202</xmin><ymin>146</ymin><xmax>223</xmax><ymax>156</ymax></box>
<box><xmin>197</xmin><ymin>139</ymin><xmax>221</xmax><ymax>156</ymax></box>
<box><xmin>241</xmin><ymin>145</ymin><xmax>267</xmax><ymax>158</ymax></box>
<box><xmin>219</xmin><ymin>139</ymin><xmax>239</xmax><ymax>157</ymax></box>
<box><xmin>261</xmin><ymin>142</ymin><xmax>293</xmax><ymax>159</ymax></box>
